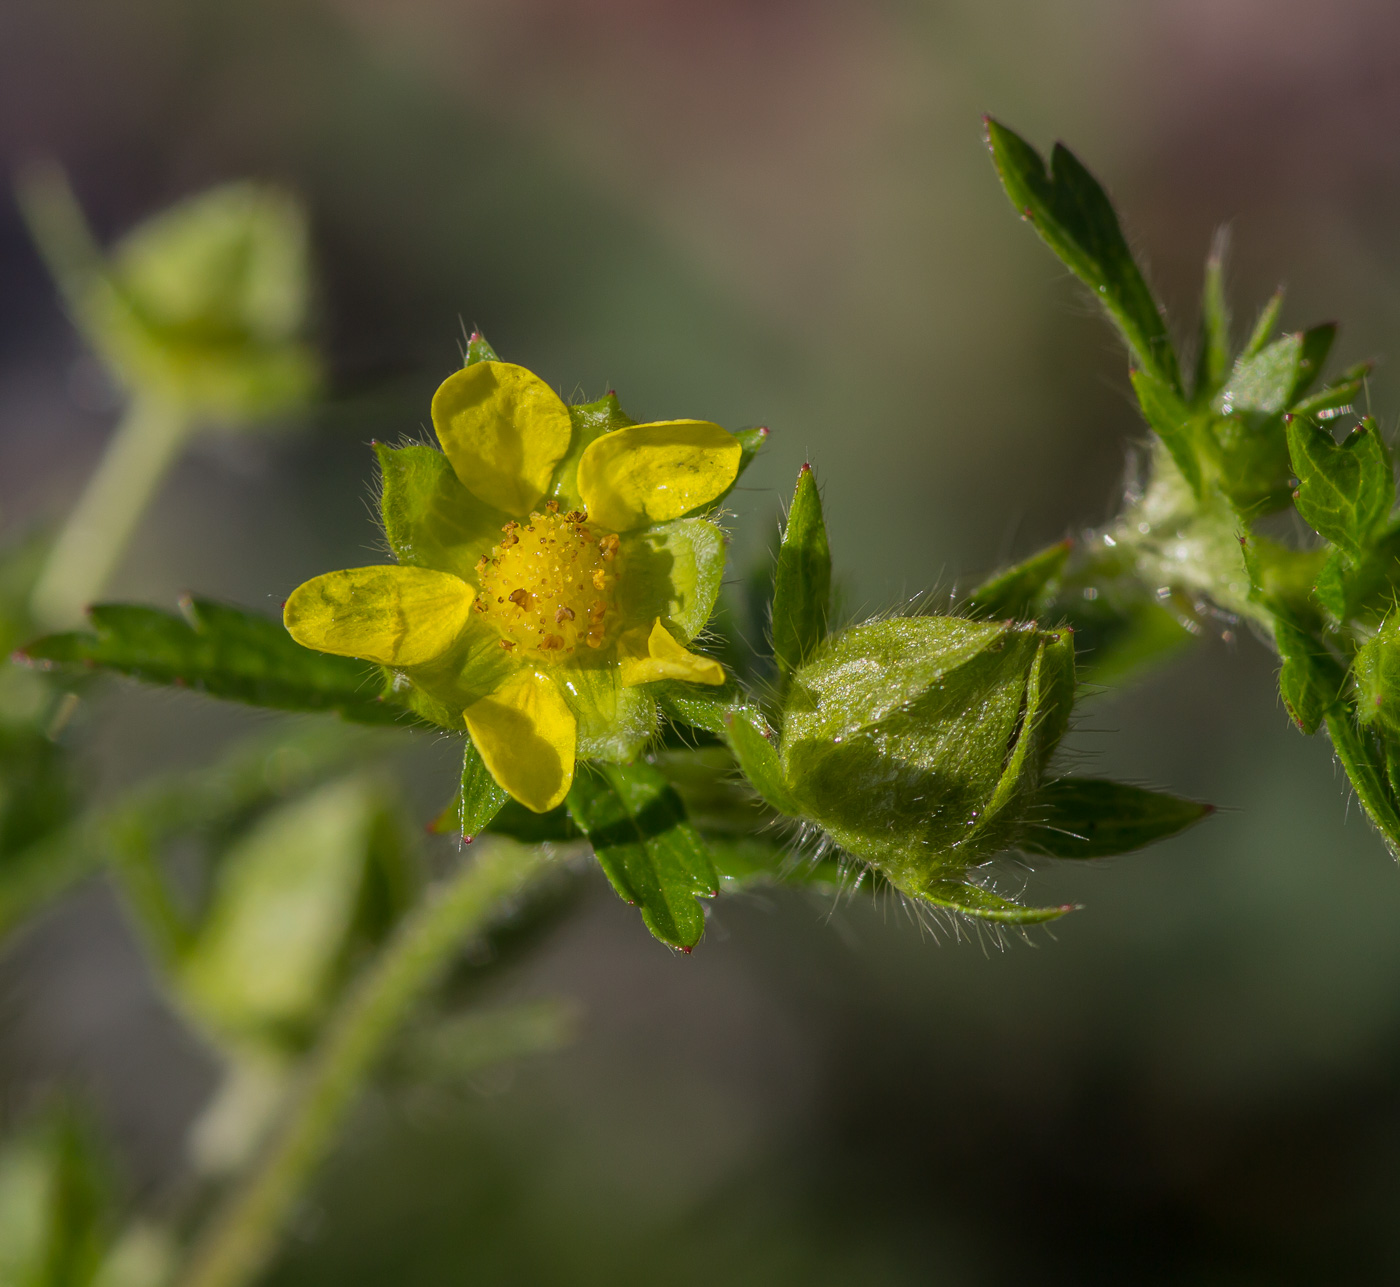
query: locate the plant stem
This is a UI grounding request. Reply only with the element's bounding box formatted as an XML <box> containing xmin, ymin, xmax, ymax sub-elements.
<box><xmin>31</xmin><ymin>394</ymin><xmax>193</xmax><ymax>629</ymax></box>
<box><xmin>176</xmin><ymin>840</ymin><xmax>558</xmax><ymax>1287</ymax></box>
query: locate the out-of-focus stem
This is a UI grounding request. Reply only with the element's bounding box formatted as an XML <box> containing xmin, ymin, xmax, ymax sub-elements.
<box><xmin>176</xmin><ymin>840</ymin><xmax>557</xmax><ymax>1287</ymax></box>
<box><xmin>31</xmin><ymin>395</ymin><xmax>192</xmax><ymax>629</ymax></box>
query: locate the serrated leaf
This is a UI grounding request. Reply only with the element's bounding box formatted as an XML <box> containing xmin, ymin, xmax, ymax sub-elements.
<box><xmin>20</xmin><ymin>598</ymin><xmax>412</xmax><ymax>726</ymax></box>
<box><xmin>919</xmin><ymin>879</ymin><xmax>1073</xmax><ymax>925</ymax></box>
<box><xmin>771</xmin><ymin>464</ymin><xmax>831</xmax><ymax>688</ymax></box>
<box><xmin>985</xmin><ymin>118</ymin><xmax>1179</xmax><ymax>391</ymax></box>
<box><xmin>430</xmin><ymin>738</ymin><xmax>509</xmax><ymax>841</ymax></box>
<box><xmin>1274</xmin><ymin>621</ymin><xmax>1347</xmax><ymax>734</ymax></box>
<box><xmin>1131</xmin><ymin>367</ymin><xmax>1204</xmax><ymax>495</ymax></box>
<box><xmin>1022</xmin><ymin>777</ymin><xmax>1211</xmax><ymax>858</ymax></box>
<box><xmin>964</xmin><ymin>538</ymin><xmax>1071</xmax><ymax>620</ymax></box>
<box><xmin>566</xmin><ymin>762</ymin><xmax>718</xmax><ymax>949</ymax></box>
<box><xmin>1192</xmin><ymin>230</ymin><xmax>1231</xmax><ymax>404</ymax></box>
<box><xmin>1286</xmin><ymin>417</ymin><xmax>1394</xmax><ymax>558</ymax></box>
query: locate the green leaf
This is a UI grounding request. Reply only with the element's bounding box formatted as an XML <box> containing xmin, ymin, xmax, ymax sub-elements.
<box><xmin>919</xmin><ymin>879</ymin><xmax>1073</xmax><ymax>926</ymax></box>
<box><xmin>1130</xmin><ymin>367</ymin><xmax>1204</xmax><ymax>495</ymax></box>
<box><xmin>1289</xmin><ymin>322</ymin><xmax>1336</xmax><ymax>404</ymax></box>
<box><xmin>484</xmin><ymin>800</ymin><xmax>579</xmax><ymax>844</ymax></box>
<box><xmin>985</xmin><ymin>118</ymin><xmax>1179</xmax><ymax>391</ymax></box>
<box><xmin>1274</xmin><ymin>620</ymin><xmax>1347</xmax><ymax>734</ymax></box>
<box><xmin>771</xmin><ymin>464</ymin><xmax>831</xmax><ymax>687</ymax></box>
<box><xmin>1192</xmin><ymin>229</ymin><xmax>1231</xmax><ymax>404</ymax></box>
<box><xmin>1022</xmin><ymin>777</ymin><xmax>1212</xmax><ymax>858</ymax></box>
<box><xmin>429</xmin><ymin>739</ymin><xmax>509</xmax><ymax>841</ymax></box>
<box><xmin>464</xmin><ymin>331</ymin><xmax>500</xmax><ymax>366</ymax></box>
<box><xmin>964</xmin><ymin>539</ymin><xmax>1072</xmax><ymax>621</ymax></box>
<box><xmin>375</xmin><ymin>442</ymin><xmax>506</xmax><ymax>582</ymax></box>
<box><xmin>1241</xmin><ymin>287</ymin><xmax>1284</xmax><ymax>361</ymax></box>
<box><xmin>1326</xmin><ymin>709</ymin><xmax>1400</xmax><ymax>859</ymax></box>
<box><xmin>566</xmin><ymin>761</ymin><xmax>718</xmax><ymax>949</ymax></box>
<box><xmin>179</xmin><ymin>774</ymin><xmax>406</xmax><ymax>1046</ymax></box>
<box><xmin>21</xmin><ymin>597</ymin><xmax>413</xmax><ymax>726</ymax></box>
<box><xmin>0</xmin><ymin>1107</ymin><xmax>112</xmax><ymax>1287</ymax></box>
<box><xmin>734</xmin><ymin>425</ymin><xmax>769</xmax><ymax>481</ymax></box>
<box><xmin>1286</xmin><ymin>416</ymin><xmax>1394</xmax><ymax>558</ymax></box>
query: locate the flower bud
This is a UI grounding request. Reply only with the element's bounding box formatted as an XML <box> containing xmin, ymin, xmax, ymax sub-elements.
<box><xmin>777</xmin><ymin>615</ymin><xmax>1074</xmax><ymax>896</ymax></box>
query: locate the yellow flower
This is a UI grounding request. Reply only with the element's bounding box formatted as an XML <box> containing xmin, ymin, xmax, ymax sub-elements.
<box><xmin>284</xmin><ymin>360</ymin><xmax>741</xmax><ymax>813</ymax></box>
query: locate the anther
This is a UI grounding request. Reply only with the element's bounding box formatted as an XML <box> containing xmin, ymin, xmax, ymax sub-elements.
<box><xmin>555</xmin><ymin>606</ymin><xmax>575</xmax><ymax>623</ymax></box>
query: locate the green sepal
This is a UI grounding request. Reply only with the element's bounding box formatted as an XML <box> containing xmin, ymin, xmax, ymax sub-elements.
<box><xmin>1353</xmin><ymin>614</ymin><xmax>1400</xmax><ymax>739</ymax></box>
<box><xmin>20</xmin><ymin>598</ymin><xmax>414</xmax><ymax>726</ymax></box>
<box><xmin>1220</xmin><ymin>332</ymin><xmax>1304</xmax><ymax>416</ymax></box>
<box><xmin>1192</xmin><ymin>230</ymin><xmax>1231</xmax><ymax>405</ymax></box>
<box><xmin>1022</xmin><ymin>777</ymin><xmax>1212</xmax><ymax>858</ymax></box>
<box><xmin>1241</xmin><ymin>288</ymin><xmax>1284</xmax><ymax>361</ymax></box>
<box><xmin>964</xmin><ymin>538</ymin><xmax>1072</xmax><ymax>621</ymax></box>
<box><xmin>1130</xmin><ymin>367</ymin><xmax>1204</xmax><ymax>496</ymax></box>
<box><xmin>771</xmin><ymin>464</ymin><xmax>831</xmax><ymax>689</ymax></box>
<box><xmin>617</xmin><ymin>518</ymin><xmax>726</xmax><ymax>642</ymax></box>
<box><xmin>1274</xmin><ymin>620</ymin><xmax>1347</xmax><ymax>735</ymax></box>
<box><xmin>705</xmin><ymin>425</ymin><xmax>770</xmax><ymax>514</ymax></box>
<box><xmin>566</xmin><ymin>761</ymin><xmax>718</xmax><ymax>949</ymax></box>
<box><xmin>1326</xmin><ymin>709</ymin><xmax>1400</xmax><ymax>859</ymax></box>
<box><xmin>1289</xmin><ymin>322</ymin><xmax>1337</xmax><ymax>405</ymax></box>
<box><xmin>464</xmin><ymin>332</ymin><xmax>500</xmax><ymax>366</ymax></box>
<box><xmin>550</xmin><ymin>392</ymin><xmax>636</xmax><ymax>510</ymax></box>
<box><xmin>558</xmin><ymin>664</ymin><xmax>658</xmax><ymax>763</ymax></box>
<box><xmin>429</xmin><ymin>738</ymin><xmax>509</xmax><ymax>840</ymax></box>
<box><xmin>1292</xmin><ymin>373</ymin><xmax>1367</xmax><ymax>420</ymax></box>
<box><xmin>653</xmin><ymin>682</ymin><xmax>803</xmax><ymax>816</ymax></box>
<box><xmin>375</xmin><ymin>442</ymin><xmax>506</xmax><ymax>581</ymax></box>
<box><xmin>1286</xmin><ymin>416</ymin><xmax>1393</xmax><ymax>559</ymax></box>
<box><xmin>985</xmin><ymin>118</ymin><xmax>1180</xmax><ymax>392</ymax></box>
<box><xmin>918</xmin><ymin>880</ymin><xmax>1073</xmax><ymax>926</ymax></box>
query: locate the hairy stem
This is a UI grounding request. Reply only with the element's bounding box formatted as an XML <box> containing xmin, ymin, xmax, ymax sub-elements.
<box><xmin>176</xmin><ymin>840</ymin><xmax>557</xmax><ymax>1287</ymax></box>
<box><xmin>31</xmin><ymin>395</ymin><xmax>192</xmax><ymax>629</ymax></box>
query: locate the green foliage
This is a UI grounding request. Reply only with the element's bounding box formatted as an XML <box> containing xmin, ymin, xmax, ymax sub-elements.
<box><xmin>964</xmin><ymin>538</ymin><xmax>1072</xmax><ymax>621</ymax></box>
<box><xmin>179</xmin><ymin>774</ymin><xmax>415</xmax><ymax>1051</ymax></box>
<box><xmin>771</xmin><ymin>464</ymin><xmax>831</xmax><ymax>689</ymax></box>
<box><xmin>1022</xmin><ymin>778</ymin><xmax>1213</xmax><ymax>859</ymax></box>
<box><xmin>985</xmin><ymin>118</ymin><xmax>1179</xmax><ymax>390</ymax></box>
<box><xmin>19</xmin><ymin>168</ymin><xmax>318</xmax><ymax>422</ymax></box>
<box><xmin>1286</xmin><ymin>416</ymin><xmax>1393</xmax><ymax>560</ymax></box>
<box><xmin>566</xmin><ymin>761</ymin><xmax>718</xmax><ymax>949</ymax></box>
<box><xmin>432</xmin><ymin>739</ymin><xmax>511</xmax><ymax>841</ymax></box>
<box><xmin>21</xmin><ymin>598</ymin><xmax>412</xmax><ymax>726</ymax></box>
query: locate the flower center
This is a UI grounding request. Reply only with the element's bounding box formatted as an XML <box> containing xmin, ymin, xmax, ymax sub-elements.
<box><xmin>475</xmin><ymin>504</ymin><xmax>617</xmax><ymax>661</ymax></box>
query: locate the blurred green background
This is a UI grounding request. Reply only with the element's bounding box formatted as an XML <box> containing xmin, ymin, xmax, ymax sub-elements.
<box><xmin>5</xmin><ymin>1</ymin><xmax>1400</xmax><ymax>1281</ymax></box>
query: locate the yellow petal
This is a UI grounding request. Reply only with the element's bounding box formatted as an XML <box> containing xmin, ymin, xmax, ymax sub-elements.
<box><xmin>577</xmin><ymin>420</ymin><xmax>741</xmax><ymax>532</ymax></box>
<box><xmin>619</xmin><ymin>618</ymin><xmax>726</xmax><ymax>688</ymax></box>
<box><xmin>284</xmin><ymin>566</ymin><xmax>475</xmax><ymax>666</ymax></box>
<box><xmin>431</xmin><ymin>362</ymin><xmax>573</xmax><ymax>516</ymax></box>
<box><xmin>463</xmin><ymin>670</ymin><xmax>577</xmax><ymax>813</ymax></box>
